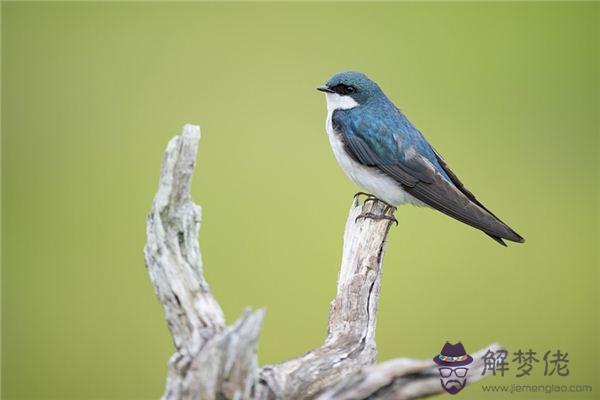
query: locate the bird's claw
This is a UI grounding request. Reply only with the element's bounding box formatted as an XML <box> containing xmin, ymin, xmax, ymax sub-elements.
<box><xmin>354</xmin><ymin>192</ymin><xmax>396</xmax><ymax>209</ymax></box>
<box><xmin>353</xmin><ymin>193</ymin><xmax>398</xmax><ymax>225</ymax></box>
<box><xmin>353</xmin><ymin>192</ymin><xmax>376</xmax><ymax>202</ymax></box>
<box><xmin>355</xmin><ymin>212</ymin><xmax>399</xmax><ymax>226</ymax></box>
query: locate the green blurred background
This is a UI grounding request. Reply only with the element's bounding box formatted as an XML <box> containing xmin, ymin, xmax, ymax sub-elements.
<box><xmin>2</xmin><ymin>2</ymin><xmax>598</xmax><ymax>399</ymax></box>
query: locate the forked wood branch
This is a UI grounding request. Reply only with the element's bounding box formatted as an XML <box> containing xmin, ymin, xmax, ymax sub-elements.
<box><xmin>144</xmin><ymin>124</ymin><xmax>502</xmax><ymax>400</ymax></box>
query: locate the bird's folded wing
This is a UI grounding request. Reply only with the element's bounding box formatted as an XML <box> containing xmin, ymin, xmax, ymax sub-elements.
<box><xmin>340</xmin><ymin>133</ymin><xmax>524</xmax><ymax>243</ymax></box>
<box><xmin>431</xmin><ymin>148</ymin><xmax>524</xmax><ymax>244</ymax></box>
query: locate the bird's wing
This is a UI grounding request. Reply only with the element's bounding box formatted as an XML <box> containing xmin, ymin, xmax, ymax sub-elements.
<box><xmin>333</xmin><ymin>113</ymin><xmax>524</xmax><ymax>244</ymax></box>
<box><xmin>431</xmin><ymin>147</ymin><xmax>524</xmax><ymax>245</ymax></box>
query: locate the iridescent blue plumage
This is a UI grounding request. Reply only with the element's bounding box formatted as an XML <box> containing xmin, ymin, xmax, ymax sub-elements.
<box><xmin>332</xmin><ymin>99</ymin><xmax>452</xmax><ymax>184</ymax></box>
<box><xmin>318</xmin><ymin>71</ymin><xmax>524</xmax><ymax>245</ymax></box>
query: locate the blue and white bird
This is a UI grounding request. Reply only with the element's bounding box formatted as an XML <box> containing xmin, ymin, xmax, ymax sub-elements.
<box><xmin>318</xmin><ymin>71</ymin><xmax>524</xmax><ymax>246</ymax></box>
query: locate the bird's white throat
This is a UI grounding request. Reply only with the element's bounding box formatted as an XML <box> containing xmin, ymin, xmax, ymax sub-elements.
<box><xmin>325</xmin><ymin>93</ymin><xmax>359</xmax><ymax>112</ymax></box>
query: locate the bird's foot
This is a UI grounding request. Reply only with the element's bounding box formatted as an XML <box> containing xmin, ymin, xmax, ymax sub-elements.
<box><xmin>355</xmin><ymin>212</ymin><xmax>398</xmax><ymax>226</ymax></box>
<box><xmin>354</xmin><ymin>192</ymin><xmax>396</xmax><ymax>210</ymax></box>
<box><xmin>353</xmin><ymin>192</ymin><xmax>377</xmax><ymax>202</ymax></box>
<box><xmin>353</xmin><ymin>193</ymin><xmax>398</xmax><ymax>225</ymax></box>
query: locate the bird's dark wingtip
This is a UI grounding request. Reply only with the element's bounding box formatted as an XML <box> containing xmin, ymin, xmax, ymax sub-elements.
<box><xmin>487</xmin><ymin>234</ymin><xmax>508</xmax><ymax>247</ymax></box>
<box><xmin>487</xmin><ymin>230</ymin><xmax>525</xmax><ymax>246</ymax></box>
<box><xmin>507</xmin><ymin>228</ymin><xmax>525</xmax><ymax>244</ymax></box>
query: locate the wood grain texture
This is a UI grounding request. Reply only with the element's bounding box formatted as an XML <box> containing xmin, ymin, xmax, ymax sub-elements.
<box><xmin>144</xmin><ymin>125</ymin><xmax>501</xmax><ymax>400</ymax></box>
<box><xmin>144</xmin><ymin>125</ymin><xmax>263</xmax><ymax>400</ymax></box>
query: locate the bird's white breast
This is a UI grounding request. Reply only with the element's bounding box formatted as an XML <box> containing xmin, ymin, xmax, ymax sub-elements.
<box><xmin>324</xmin><ymin>94</ymin><xmax>425</xmax><ymax>207</ymax></box>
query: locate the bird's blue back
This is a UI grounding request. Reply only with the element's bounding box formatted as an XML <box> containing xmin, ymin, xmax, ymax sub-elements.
<box><xmin>333</xmin><ymin>95</ymin><xmax>452</xmax><ymax>183</ymax></box>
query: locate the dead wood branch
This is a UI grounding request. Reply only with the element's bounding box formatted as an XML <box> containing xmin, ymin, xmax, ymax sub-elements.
<box><xmin>144</xmin><ymin>124</ymin><xmax>501</xmax><ymax>400</ymax></box>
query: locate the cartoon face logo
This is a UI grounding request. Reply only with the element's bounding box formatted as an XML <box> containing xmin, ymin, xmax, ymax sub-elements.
<box><xmin>433</xmin><ymin>342</ymin><xmax>473</xmax><ymax>395</ymax></box>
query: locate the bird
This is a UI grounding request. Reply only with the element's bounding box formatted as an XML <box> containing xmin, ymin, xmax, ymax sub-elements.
<box><xmin>317</xmin><ymin>71</ymin><xmax>524</xmax><ymax>246</ymax></box>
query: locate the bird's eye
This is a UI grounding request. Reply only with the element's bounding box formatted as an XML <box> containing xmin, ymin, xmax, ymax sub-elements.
<box><xmin>332</xmin><ymin>84</ymin><xmax>356</xmax><ymax>95</ymax></box>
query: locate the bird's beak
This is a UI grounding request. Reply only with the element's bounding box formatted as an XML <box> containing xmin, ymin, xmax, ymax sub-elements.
<box><xmin>317</xmin><ymin>85</ymin><xmax>334</xmax><ymax>93</ymax></box>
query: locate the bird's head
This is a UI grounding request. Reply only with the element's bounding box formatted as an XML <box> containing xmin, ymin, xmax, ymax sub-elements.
<box><xmin>317</xmin><ymin>71</ymin><xmax>383</xmax><ymax>111</ymax></box>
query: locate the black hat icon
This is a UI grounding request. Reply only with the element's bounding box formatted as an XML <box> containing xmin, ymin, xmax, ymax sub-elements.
<box><xmin>433</xmin><ymin>342</ymin><xmax>474</xmax><ymax>367</ymax></box>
